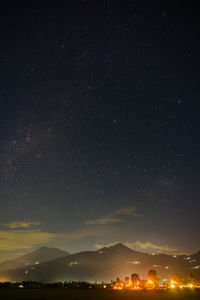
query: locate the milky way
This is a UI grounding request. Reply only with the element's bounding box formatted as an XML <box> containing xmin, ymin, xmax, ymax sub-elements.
<box><xmin>0</xmin><ymin>1</ymin><xmax>200</xmax><ymax>261</ymax></box>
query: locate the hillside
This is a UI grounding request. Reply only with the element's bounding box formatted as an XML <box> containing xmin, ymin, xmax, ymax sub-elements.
<box><xmin>0</xmin><ymin>247</ymin><xmax>69</xmax><ymax>272</ymax></box>
<box><xmin>1</xmin><ymin>243</ymin><xmax>200</xmax><ymax>282</ymax></box>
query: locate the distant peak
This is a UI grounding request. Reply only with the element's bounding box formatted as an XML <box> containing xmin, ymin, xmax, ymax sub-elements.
<box><xmin>110</xmin><ymin>243</ymin><xmax>125</xmax><ymax>248</ymax></box>
<box><xmin>115</xmin><ymin>243</ymin><xmax>125</xmax><ymax>247</ymax></box>
<box><xmin>112</xmin><ymin>243</ymin><xmax>127</xmax><ymax>247</ymax></box>
<box><xmin>33</xmin><ymin>247</ymin><xmax>50</xmax><ymax>252</ymax></box>
<box><xmin>103</xmin><ymin>243</ymin><xmax>130</xmax><ymax>250</ymax></box>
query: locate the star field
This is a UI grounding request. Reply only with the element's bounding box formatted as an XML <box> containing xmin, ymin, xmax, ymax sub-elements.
<box><xmin>0</xmin><ymin>1</ymin><xmax>200</xmax><ymax>261</ymax></box>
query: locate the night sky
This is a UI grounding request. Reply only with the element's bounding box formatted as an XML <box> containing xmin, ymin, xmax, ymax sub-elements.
<box><xmin>0</xmin><ymin>0</ymin><xmax>200</xmax><ymax>262</ymax></box>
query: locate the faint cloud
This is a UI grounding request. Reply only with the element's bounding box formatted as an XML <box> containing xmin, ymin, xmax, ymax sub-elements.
<box><xmin>0</xmin><ymin>229</ymin><xmax>58</xmax><ymax>251</ymax></box>
<box><xmin>84</xmin><ymin>216</ymin><xmax>122</xmax><ymax>225</ymax></box>
<box><xmin>0</xmin><ymin>228</ymin><xmax>102</xmax><ymax>251</ymax></box>
<box><xmin>2</xmin><ymin>221</ymin><xmax>41</xmax><ymax>229</ymax></box>
<box><xmin>94</xmin><ymin>240</ymin><xmax>177</xmax><ymax>254</ymax></box>
<box><xmin>114</xmin><ymin>206</ymin><xmax>144</xmax><ymax>217</ymax></box>
<box><xmin>84</xmin><ymin>206</ymin><xmax>143</xmax><ymax>225</ymax></box>
<box><xmin>124</xmin><ymin>241</ymin><xmax>177</xmax><ymax>254</ymax></box>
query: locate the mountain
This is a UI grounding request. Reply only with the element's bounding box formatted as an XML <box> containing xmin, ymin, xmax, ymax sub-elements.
<box><xmin>191</xmin><ymin>250</ymin><xmax>200</xmax><ymax>261</ymax></box>
<box><xmin>0</xmin><ymin>247</ymin><xmax>69</xmax><ymax>272</ymax></box>
<box><xmin>0</xmin><ymin>243</ymin><xmax>199</xmax><ymax>282</ymax></box>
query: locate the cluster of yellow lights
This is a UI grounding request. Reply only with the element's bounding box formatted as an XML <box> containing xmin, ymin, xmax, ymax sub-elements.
<box><xmin>113</xmin><ymin>278</ymin><xmax>198</xmax><ymax>290</ymax></box>
<box><xmin>114</xmin><ymin>279</ymin><xmax>140</xmax><ymax>290</ymax></box>
<box><xmin>169</xmin><ymin>280</ymin><xmax>194</xmax><ymax>289</ymax></box>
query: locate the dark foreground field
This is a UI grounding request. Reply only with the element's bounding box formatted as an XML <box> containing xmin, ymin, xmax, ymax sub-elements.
<box><xmin>0</xmin><ymin>289</ymin><xmax>200</xmax><ymax>300</ymax></box>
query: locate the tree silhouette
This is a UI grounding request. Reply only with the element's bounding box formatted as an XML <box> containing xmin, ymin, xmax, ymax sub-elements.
<box><xmin>147</xmin><ymin>269</ymin><xmax>159</xmax><ymax>287</ymax></box>
<box><xmin>125</xmin><ymin>276</ymin><xmax>129</xmax><ymax>285</ymax></box>
<box><xmin>131</xmin><ymin>273</ymin><xmax>140</xmax><ymax>286</ymax></box>
<box><xmin>147</xmin><ymin>270</ymin><xmax>158</xmax><ymax>281</ymax></box>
